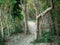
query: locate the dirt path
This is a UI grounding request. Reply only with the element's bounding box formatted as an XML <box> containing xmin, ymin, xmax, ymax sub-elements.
<box><xmin>5</xmin><ymin>34</ymin><xmax>35</xmax><ymax>45</ymax></box>
<box><xmin>28</xmin><ymin>21</ymin><xmax>36</xmax><ymax>34</ymax></box>
<box><xmin>5</xmin><ymin>21</ymin><xmax>36</xmax><ymax>45</ymax></box>
<box><xmin>5</xmin><ymin>21</ymin><xmax>55</xmax><ymax>45</ymax></box>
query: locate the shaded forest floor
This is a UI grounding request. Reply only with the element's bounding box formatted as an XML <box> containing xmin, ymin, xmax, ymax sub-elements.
<box><xmin>5</xmin><ymin>34</ymin><xmax>35</xmax><ymax>45</ymax></box>
<box><xmin>5</xmin><ymin>21</ymin><xmax>36</xmax><ymax>45</ymax></box>
<box><xmin>5</xmin><ymin>33</ymin><xmax>56</xmax><ymax>45</ymax></box>
<box><xmin>4</xmin><ymin>21</ymin><xmax>56</xmax><ymax>45</ymax></box>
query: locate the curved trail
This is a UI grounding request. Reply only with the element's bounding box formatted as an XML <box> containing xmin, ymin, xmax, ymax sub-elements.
<box><xmin>5</xmin><ymin>21</ymin><xmax>36</xmax><ymax>45</ymax></box>
<box><xmin>5</xmin><ymin>21</ymin><xmax>54</xmax><ymax>45</ymax></box>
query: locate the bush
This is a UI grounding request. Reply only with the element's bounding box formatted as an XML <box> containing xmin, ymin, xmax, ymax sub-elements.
<box><xmin>15</xmin><ymin>26</ymin><xmax>24</xmax><ymax>33</ymax></box>
<box><xmin>0</xmin><ymin>31</ymin><xmax>4</xmax><ymax>45</ymax></box>
<box><xmin>31</xmin><ymin>31</ymin><xmax>53</xmax><ymax>44</ymax></box>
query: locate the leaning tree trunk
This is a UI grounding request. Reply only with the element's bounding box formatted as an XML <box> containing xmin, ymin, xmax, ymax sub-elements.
<box><xmin>36</xmin><ymin>0</ymin><xmax>54</xmax><ymax>40</ymax></box>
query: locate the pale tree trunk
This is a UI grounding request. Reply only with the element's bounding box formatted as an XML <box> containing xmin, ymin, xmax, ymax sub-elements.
<box><xmin>0</xmin><ymin>5</ymin><xmax>4</xmax><ymax>38</ymax></box>
<box><xmin>24</xmin><ymin>0</ymin><xmax>29</xmax><ymax>34</ymax></box>
<box><xmin>34</xmin><ymin>0</ymin><xmax>41</xmax><ymax>40</ymax></box>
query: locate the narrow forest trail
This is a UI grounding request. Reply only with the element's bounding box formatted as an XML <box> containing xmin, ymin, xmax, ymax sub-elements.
<box><xmin>28</xmin><ymin>21</ymin><xmax>36</xmax><ymax>34</ymax></box>
<box><xmin>5</xmin><ymin>21</ymin><xmax>37</xmax><ymax>45</ymax></box>
<box><xmin>5</xmin><ymin>34</ymin><xmax>35</xmax><ymax>45</ymax></box>
<box><xmin>5</xmin><ymin>21</ymin><xmax>54</xmax><ymax>45</ymax></box>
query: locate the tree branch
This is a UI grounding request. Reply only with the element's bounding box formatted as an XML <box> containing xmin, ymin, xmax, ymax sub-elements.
<box><xmin>36</xmin><ymin>7</ymin><xmax>52</xmax><ymax>19</ymax></box>
<box><xmin>36</xmin><ymin>0</ymin><xmax>53</xmax><ymax>19</ymax></box>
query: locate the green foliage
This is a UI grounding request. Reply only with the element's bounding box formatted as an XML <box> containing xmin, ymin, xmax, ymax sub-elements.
<box><xmin>50</xmin><ymin>0</ymin><xmax>60</xmax><ymax>35</ymax></box>
<box><xmin>15</xmin><ymin>26</ymin><xmax>23</xmax><ymax>33</ymax></box>
<box><xmin>56</xmin><ymin>37</ymin><xmax>60</xmax><ymax>45</ymax></box>
<box><xmin>4</xmin><ymin>29</ymin><xmax>8</xmax><ymax>37</ymax></box>
<box><xmin>40</xmin><ymin>0</ymin><xmax>46</xmax><ymax>3</ymax></box>
<box><xmin>0</xmin><ymin>31</ymin><xmax>4</xmax><ymax>45</ymax></box>
<box><xmin>12</xmin><ymin>0</ymin><xmax>24</xmax><ymax>20</ymax></box>
<box><xmin>31</xmin><ymin>31</ymin><xmax>53</xmax><ymax>44</ymax></box>
<box><xmin>40</xmin><ymin>0</ymin><xmax>50</xmax><ymax>12</ymax></box>
<box><xmin>0</xmin><ymin>0</ymin><xmax>24</xmax><ymax>45</ymax></box>
<box><xmin>38</xmin><ymin>0</ymin><xmax>60</xmax><ymax>44</ymax></box>
<box><xmin>11</xmin><ymin>27</ymin><xmax>23</xmax><ymax>34</ymax></box>
<box><xmin>39</xmin><ymin>32</ymin><xmax>53</xmax><ymax>43</ymax></box>
<box><xmin>10</xmin><ymin>17</ymin><xmax>24</xmax><ymax>34</ymax></box>
<box><xmin>0</xmin><ymin>0</ymin><xmax>2</xmax><ymax>5</ymax></box>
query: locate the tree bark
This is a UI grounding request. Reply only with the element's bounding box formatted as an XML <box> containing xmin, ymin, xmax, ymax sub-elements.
<box><xmin>0</xmin><ymin>6</ymin><xmax>4</xmax><ymax>38</ymax></box>
<box><xmin>24</xmin><ymin>0</ymin><xmax>29</xmax><ymax>34</ymax></box>
<box><xmin>36</xmin><ymin>18</ymin><xmax>40</xmax><ymax>40</ymax></box>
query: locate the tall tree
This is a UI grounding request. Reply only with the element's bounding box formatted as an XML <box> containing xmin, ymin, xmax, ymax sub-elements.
<box><xmin>36</xmin><ymin>0</ymin><xmax>54</xmax><ymax>40</ymax></box>
<box><xmin>0</xmin><ymin>5</ymin><xmax>4</xmax><ymax>38</ymax></box>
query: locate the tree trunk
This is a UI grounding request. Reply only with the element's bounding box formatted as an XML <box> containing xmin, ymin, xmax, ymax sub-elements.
<box><xmin>24</xmin><ymin>0</ymin><xmax>29</xmax><ymax>34</ymax></box>
<box><xmin>0</xmin><ymin>6</ymin><xmax>4</xmax><ymax>38</ymax></box>
<box><xmin>36</xmin><ymin>18</ymin><xmax>39</xmax><ymax>40</ymax></box>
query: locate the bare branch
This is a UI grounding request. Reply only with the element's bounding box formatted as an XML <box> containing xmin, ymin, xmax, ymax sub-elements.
<box><xmin>36</xmin><ymin>0</ymin><xmax>53</xmax><ymax>19</ymax></box>
<box><xmin>36</xmin><ymin>7</ymin><xmax>52</xmax><ymax>19</ymax></box>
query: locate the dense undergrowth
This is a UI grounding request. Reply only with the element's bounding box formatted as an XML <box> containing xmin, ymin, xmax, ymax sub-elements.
<box><xmin>0</xmin><ymin>31</ymin><xmax>4</xmax><ymax>45</ymax></box>
<box><xmin>31</xmin><ymin>0</ymin><xmax>60</xmax><ymax>45</ymax></box>
<box><xmin>0</xmin><ymin>0</ymin><xmax>24</xmax><ymax>45</ymax></box>
<box><xmin>0</xmin><ymin>0</ymin><xmax>60</xmax><ymax>45</ymax></box>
